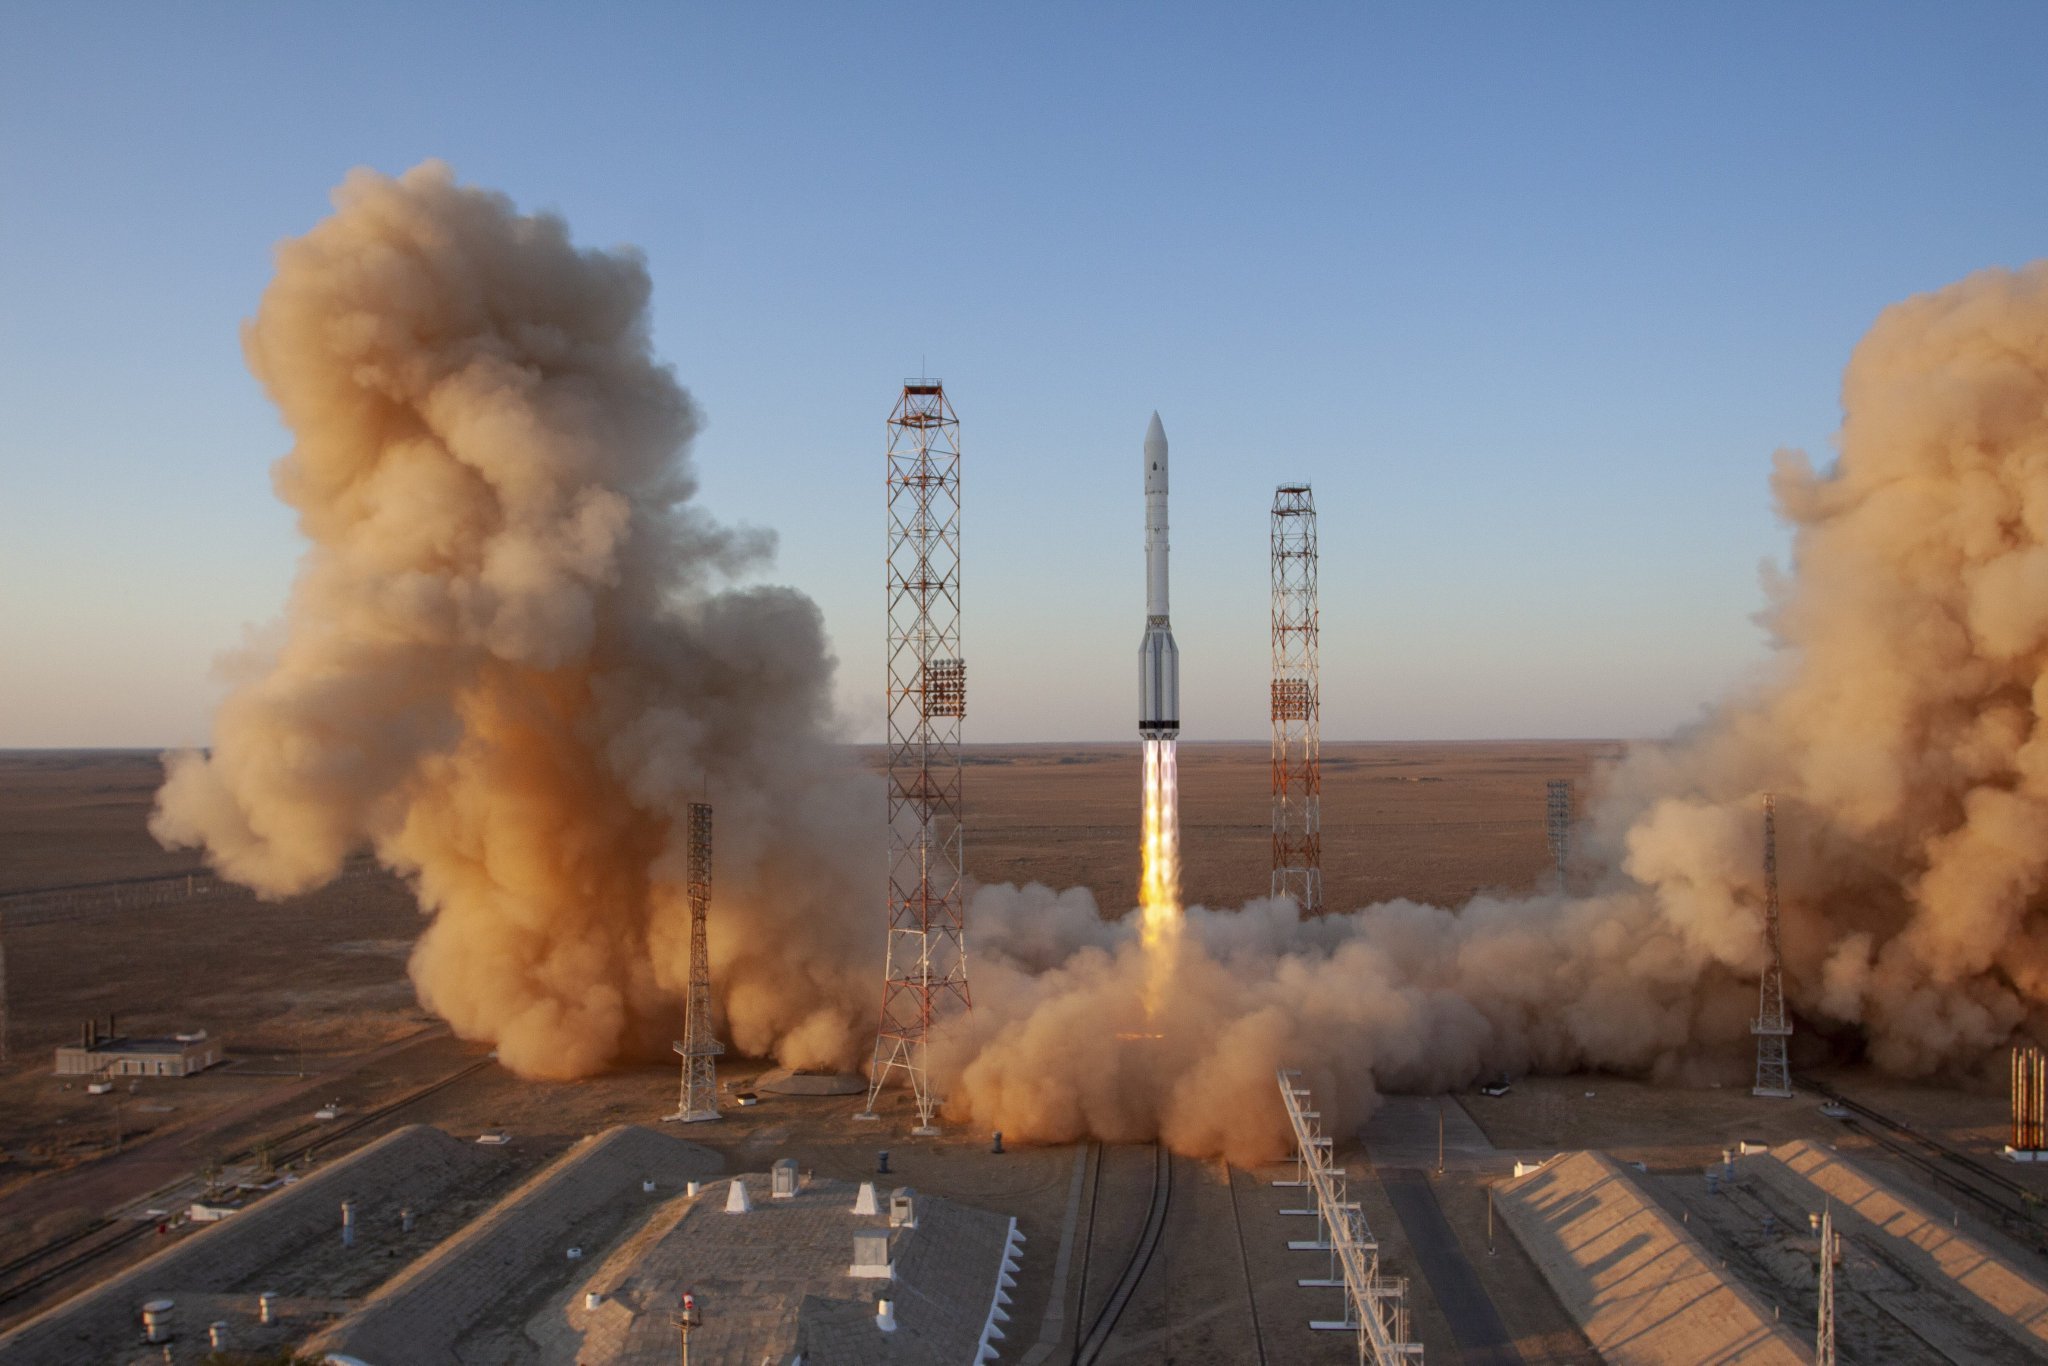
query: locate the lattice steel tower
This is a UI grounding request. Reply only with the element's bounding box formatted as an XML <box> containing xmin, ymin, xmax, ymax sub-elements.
<box><xmin>669</xmin><ymin>802</ymin><xmax>722</xmax><ymax>1123</ymax></box>
<box><xmin>1753</xmin><ymin>793</ymin><xmax>1793</xmax><ymax>1098</ymax></box>
<box><xmin>1546</xmin><ymin>779</ymin><xmax>1573</xmax><ymax>888</ymax></box>
<box><xmin>1271</xmin><ymin>485</ymin><xmax>1321</xmax><ymax>914</ymax></box>
<box><xmin>862</xmin><ymin>378</ymin><xmax>970</xmax><ymax>1135</ymax></box>
<box><xmin>1814</xmin><ymin>1203</ymin><xmax>1837</xmax><ymax>1366</ymax></box>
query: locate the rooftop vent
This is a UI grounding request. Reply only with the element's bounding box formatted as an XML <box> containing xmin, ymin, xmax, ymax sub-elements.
<box><xmin>850</xmin><ymin>1228</ymin><xmax>893</xmax><ymax>1279</ymax></box>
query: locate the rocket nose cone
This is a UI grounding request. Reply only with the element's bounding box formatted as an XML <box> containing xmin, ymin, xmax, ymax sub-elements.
<box><xmin>1145</xmin><ymin>411</ymin><xmax>1167</xmax><ymax>456</ymax></box>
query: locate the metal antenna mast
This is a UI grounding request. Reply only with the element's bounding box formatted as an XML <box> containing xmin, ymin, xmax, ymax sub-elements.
<box><xmin>1271</xmin><ymin>485</ymin><xmax>1321</xmax><ymax>914</ymax></box>
<box><xmin>669</xmin><ymin>802</ymin><xmax>722</xmax><ymax>1123</ymax></box>
<box><xmin>1546</xmin><ymin>779</ymin><xmax>1572</xmax><ymax>888</ymax></box>
<box><xmin>1753</xmin><ymin>793</ymin><xmax>1793</xmax><ymax>1098</ymax></box>
<box><xmin>861</xmin><ymin>377</ymin><xmax>969</xmax><ymax>1135</ymax></box>
<box><xmin>1814</xmin><ymin>1203</ymin><xmax>1837</xmax><ymax>1366</ymax></box>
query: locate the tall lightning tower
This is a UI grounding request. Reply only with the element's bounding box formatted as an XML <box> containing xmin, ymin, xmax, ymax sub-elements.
<box><xmin>862</xmin><ymin>378</ymin><xmax>969</xmax><ymax>1135</ymax></box>
<box><xmin>1270</xmin><ymin>485</ymin><xmax>1321</xmax><ymax>914</ymax></box>
<box><xmin>1753</xmin><ymin>793</ymin><xmax>1793</xmax><ymax>1098</ymax></box>
<box><xmin>668</xmin><ymin>802</ymin><xmax>722</xmax><ymax>1123</ymax></box>
<box><xmin>1546</xmin><ymin>779</ymin><xmax>1573</xmax><ymax>887</ymax></box>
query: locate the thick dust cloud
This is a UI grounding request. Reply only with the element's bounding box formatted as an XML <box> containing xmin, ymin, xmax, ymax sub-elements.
<box><xmin>159</xmin><ymin>165</ymin><xmax>2048</xmax><ymax>1163</ymax></box>
<box><xmin>152</xmin><ymin>162</ymin><xmax>879</xmax><ymax>1079</ymax></box>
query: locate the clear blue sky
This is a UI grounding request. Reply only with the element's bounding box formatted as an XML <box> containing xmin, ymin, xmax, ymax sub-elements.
<box><xmin>4</xmin><ymin>3</ymin><xmax>2044</xmax><ymax>747</ymax></box>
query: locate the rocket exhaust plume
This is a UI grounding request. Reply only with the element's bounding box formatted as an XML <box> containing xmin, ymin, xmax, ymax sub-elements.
<box><xmin>151</xmin><ymin>163</ymin><xmax>881</xmax><ymax>1079</ymax></box>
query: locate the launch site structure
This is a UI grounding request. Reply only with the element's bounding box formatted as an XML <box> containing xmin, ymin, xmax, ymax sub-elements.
<box><xmin>1753</xmin><ymin>793</ymin><xmax>1793</xmax><ymax>1098</ymax></box>
<box><xmin>669</xmin><ymin>801</ymin><xmax>722</xmax><ymax>1123</ymax></box>
<box><xmin>1546</xmin><ymin>779</ymin><xmax>1572</xmax><ymax>887</ymax></box>
<box><xmin>862</xmin><ymin>378</ymin><xmax>970</xmax><ymax>1135</ymax></box>
<box><xmin>1271</xmin><ymin>485</ymin><xmax>1322</xmax><ymax>914</ymax></box>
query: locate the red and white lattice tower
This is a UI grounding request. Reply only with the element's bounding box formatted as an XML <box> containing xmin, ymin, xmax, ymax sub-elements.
<box><xmin>1271</xmin><ymin>485</ymin><xmax>1322</xmax><ymax>914</ymax></box>
<box><xmin>1753</xmin><ymin>793</ymin><xmax>1793</xmax><ymax>1098</ymax></box>
<box><xmin>860</xmin><ymin>378</ymin><xmax>970</xmax><ymax>1135</ymax></box>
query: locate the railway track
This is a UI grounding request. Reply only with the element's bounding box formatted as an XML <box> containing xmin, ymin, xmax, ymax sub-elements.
<box><xmin>1804</xmin><ymin>1078</ymin><xmax>2048</xmax><ymax>1253</ymax></box>
<box><xmin>0</xmin><ymin>1055</ymin><xmax>495</xmax><ymax>1315</ymax></box>
<box><xmin>1072</xmin><ymin>1142</ymin><xmax>1173</xmax><ymax>1366</ymax></box>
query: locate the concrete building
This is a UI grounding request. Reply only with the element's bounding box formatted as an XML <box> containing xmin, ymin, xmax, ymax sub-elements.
<box><xmin>53</xmin><ymin>1019</ymin><xmax>218</xmax><ymax>1078</ymax></box>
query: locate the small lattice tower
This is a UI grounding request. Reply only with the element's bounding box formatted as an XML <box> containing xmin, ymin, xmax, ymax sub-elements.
<box><xmin>1546</xmin><ymin>779</ymin><xmax>1572</xmax><ymax>887</ymax></box>
<box><xmin>669</xmin><ymin>802</ymin><xmax>723</xmax><ymax>1123</ymax></box>
<box><xmin>2013</xmin><ymin>1044</ymin><xmax>2047</xmax><ymax>1153</ymax></box>
<box><xmin>862</xmin><ymin>378</ymin><xmax>970</xmax><ymax>1134</ymax></box>
<box><xmin>1814</xmin><ymin>1203</ymin><xmax>1837</xmax><ymax>1366</ymax></box>
<box><xmin>1270</xmin><ymin>485</ymin><xmax>1321</xmax><ymax>914</ymax></box>
<box><xmin>1753</xmin><ymin>792</ymin><xmax>1793</xmax><ymax>1098</ymax></box>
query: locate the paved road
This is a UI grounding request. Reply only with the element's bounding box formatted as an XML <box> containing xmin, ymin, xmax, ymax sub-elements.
<box><xmin>1380</xmin><ymin>1167</ymin><xmax>1523</xmax><ymax>1366</ymax></box>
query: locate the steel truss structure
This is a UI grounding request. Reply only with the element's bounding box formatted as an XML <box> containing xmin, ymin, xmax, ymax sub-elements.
<box><xmin>1271</xmin><ymin>486</ymin><xmax>1322</xmax><ymax>914</ymax></box>
<box><xmin>1753</xmin><ymin>793</ymin><xmax>1793</xmax><ymax>1098</ymax></box>
<box><xmin>1276</xmin><ymin>1070</ymin><xmax>1422</xmax><ymax>1362</ymax></box>
<box><xmin>670</xmin><ymin>802</ymin><xmax>723</xmax><ymax>1123</ymax></box>
<box><xmin>863</xmin><ymin>379</ymin><xmax>970</xmax><ymax>1134</ymax></box>
<box><xmin>1546</xmin><ymin>779</ymin><xmax>1572</xmax><ymax>887</ymax></box>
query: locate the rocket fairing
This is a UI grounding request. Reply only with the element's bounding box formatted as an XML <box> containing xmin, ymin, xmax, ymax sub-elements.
<box><xmin>1139</xmin><ymin>412</ymin><xmax>1180</xmax><ymax>740</ymax></box>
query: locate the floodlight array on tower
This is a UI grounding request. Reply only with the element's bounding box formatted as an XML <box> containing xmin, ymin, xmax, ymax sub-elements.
<box><xmin>862</xmin><ymin>378</ymin><xmax>971</xmax><ymax>1134</ymax></box>
<box><xmin>1271</xmin><ymin>486</ymin><xmax>1322</xmax><ymax>915</ymax></box>
<box><xmin>1753</xmin><ymin>793</ymin><xmax>1793</xmax><ymax>1098</ymax></box>
<box><xmin>1275</xmin><ymin>1070</ymin><xmax>1421</xmax><ymax>1363</ymax></box>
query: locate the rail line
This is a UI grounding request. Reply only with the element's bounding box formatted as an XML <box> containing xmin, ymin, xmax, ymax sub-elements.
<box><xmin>1221</xmin><ymin>1157</ymin><xmax>1269</xmax><ymax>1366</ymax></box>
<box><xmin>1073</xmin><ymin>1143</ymin><xmax>1173</xmax><ymax>1366</ymax></box>
<box><xmin>0</xmin><ymin>1055</ymin><xmax>494</xmax><ymax>1314</ymax></box>
<box><xmin>1803</xmin><ymin>1078</ymin><xmax>2048</xmax><ymax>1254</ymax></box>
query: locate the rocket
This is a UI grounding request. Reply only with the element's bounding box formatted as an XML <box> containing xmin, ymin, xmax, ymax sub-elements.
<box><xmin>1139</xmin><ymin>412</ymin><xmax>1179</xmax><ymax>740</ymax></box>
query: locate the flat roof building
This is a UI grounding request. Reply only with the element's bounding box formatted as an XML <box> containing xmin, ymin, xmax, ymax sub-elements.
<box><xmin>53</xmin><ymin>1018</ymin><xmax>217</xmax><ymax>1078</ymax></box>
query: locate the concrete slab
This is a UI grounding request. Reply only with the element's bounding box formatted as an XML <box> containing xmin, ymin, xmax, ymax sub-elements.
<box><xmin>1762</xmin><ymin>1139</ymin><xmax>2048</xmax><ymax>1354</ymax></box>
<box><xmin>1498</xmin><ymin>1150</ymin><xmax>1805</xmax><ymax>1366</ymax></box>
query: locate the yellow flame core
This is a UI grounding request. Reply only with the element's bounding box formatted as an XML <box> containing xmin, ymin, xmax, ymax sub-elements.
<box><xmin>1139</xmin><ymin>737</ymin><xmax>1182</xmax><ymax>1013</ymax></box>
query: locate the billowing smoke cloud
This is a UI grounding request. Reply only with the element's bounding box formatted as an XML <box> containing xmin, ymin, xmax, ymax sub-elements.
<box><xmin>160</xmin><ymin>165</ymin><xmax>2048</xmax><ymax>1164</ymax></box>
<box><xmin>152</xmin><ymin>162</ymin><xmax>881</xmax><ymax>1079</ymax></box>
<box><xmin>946</xmin><ymin>263</ymin><xmax>2048</xmax><ymax>1161</ymax></box>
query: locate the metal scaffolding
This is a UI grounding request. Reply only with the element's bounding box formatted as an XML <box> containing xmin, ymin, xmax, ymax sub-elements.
<box><xmin>1545</xmin><ymin>779</ymin><xmax>1572</xmax><ymax>888</ymax></box>
<box><xmin>862</xmin><ymin>378</ymin><xmax>970</xmax><ymax>1134</ymax></box>
<box><xmin>1271</xmin><ymin>485</ymin><xmax>1322</xmax><ymax>914</ymax></box>
<box><xmin>1275</xmin><ymin>1070</ymin><xmax>1421</xmax><ymax>1363</ymax></box>
<box><xmin>1753</xmin><ymin>793</ymin><xmax>1793</xmax><ymax>1098</ymax></box>
<box><xmin>669</xmin><ymin>802</ymin><xmax>722</xmax><ymax>1123</ymax></box>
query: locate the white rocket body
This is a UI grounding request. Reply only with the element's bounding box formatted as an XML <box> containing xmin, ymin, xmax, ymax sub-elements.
<box><xmin>1139</xmin><ymin>412</ymin><xmax>1179</xmax><ymax>739</ymax></box>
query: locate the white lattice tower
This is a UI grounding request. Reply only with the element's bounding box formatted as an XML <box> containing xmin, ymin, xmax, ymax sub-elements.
<box><xmin>1753</xmin><ymin>793</ymin><xmax>1793</xmax><ymax>1098</ymax></box>
<box><xmin>1271</xmin><ymin>485</ymin><xmax>1321</xmax><ymax>914</ymax></box>
<box><xmin>1815</xmin><ymin>1203</ymin><xmax>1836</xmax><ymax>1366</ymax></box>
<box><xmin>862</xmin><ymin>378</ymin><xmax>970</xmax><ymax>1134</ymax></box>
<box><xmin>670</xmin><ymin>802</ymin><xmax>722</xmax><ymax>1122</ymax></box>
<box><xmin>1546</xmin><ymin>779</ymin><xmax>1572</xmax><ymax>887</ymax></box>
